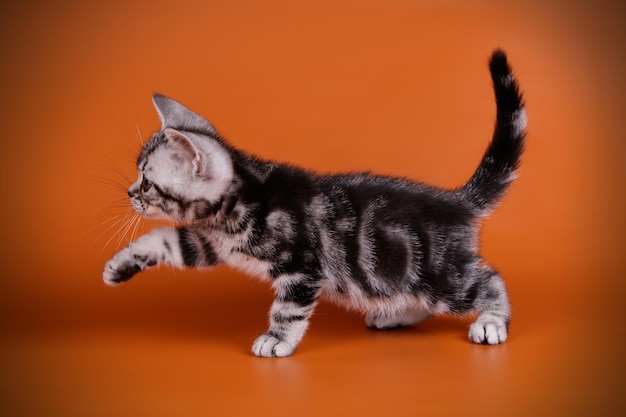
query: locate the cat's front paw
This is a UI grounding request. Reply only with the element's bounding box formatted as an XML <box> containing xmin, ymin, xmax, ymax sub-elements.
<box><xmin>252</xmin><ymin>333</ymin><xmax>296</xmax><ymax>358</ymax></box>
<box><xmin>103</xmin><ymin>248</ymin><xmax>152</xmax><ymax>286</ymax></box>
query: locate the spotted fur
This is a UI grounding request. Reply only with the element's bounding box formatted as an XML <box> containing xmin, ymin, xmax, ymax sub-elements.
<box><xmin>103</xmin><ymin>50</ymin><xmax>526</xmax><ymax>357</ymax></box>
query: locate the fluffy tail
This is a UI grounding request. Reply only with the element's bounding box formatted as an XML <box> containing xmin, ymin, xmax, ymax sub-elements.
<box><xmin>461</xmin><ymin>49</ymin><xmax>527</xmax><ymax>214</ymax></box>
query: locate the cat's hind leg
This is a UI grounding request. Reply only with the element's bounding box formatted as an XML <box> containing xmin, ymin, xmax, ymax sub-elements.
<box><xmin>465</xmin><ymin>264</ymin><xmax>511</xmax><ymax>345</ymax></box>
<box><xmin>365</xmin><ymin>308</ymin><xmax>432</xmax><ymax>330</ymax></box>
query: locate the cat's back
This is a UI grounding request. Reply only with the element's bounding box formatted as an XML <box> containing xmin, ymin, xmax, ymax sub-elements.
<box><xmin>317</xmin><ymin>173</ymin><xmax>475</xmax><ymax>228</ymax></box>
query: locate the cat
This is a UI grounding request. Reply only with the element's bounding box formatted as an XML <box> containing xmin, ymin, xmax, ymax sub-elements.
<box><xmin>103</xmin><ymin>50</ymin><xmax>526</xmax><ymax>357</ymax></box>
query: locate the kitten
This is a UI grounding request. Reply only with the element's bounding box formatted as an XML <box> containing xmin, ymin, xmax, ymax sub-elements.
<box><xmin>103</xmin><ymin>50</ymin><xmax>526</xmax><ymax>357</ymax></box>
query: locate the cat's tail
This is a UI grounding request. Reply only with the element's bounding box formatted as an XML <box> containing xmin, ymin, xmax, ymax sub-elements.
<box><xmin>461</xmin><ymin>49</ymin><xmax>527</xmax><ymax>215</ymax></box>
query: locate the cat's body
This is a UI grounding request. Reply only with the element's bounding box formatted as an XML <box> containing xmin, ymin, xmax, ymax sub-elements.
<box><xmin>103</xmin><ymin>50</ymin><xmax>526</xmax><ymax>357</ymax></box>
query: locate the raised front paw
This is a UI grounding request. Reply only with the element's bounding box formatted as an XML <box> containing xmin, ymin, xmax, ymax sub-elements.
<box><xmin>252</xmin><ymin>333</ymin><xmax>296</xmax><ymax>358</ymax></box>
<box><xmin>103</xmin><ymin>248</ymin><xmax>154</xmax><ymax>286</ymax></box>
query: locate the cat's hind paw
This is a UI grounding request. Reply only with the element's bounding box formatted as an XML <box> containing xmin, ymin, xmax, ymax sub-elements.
<box><xmin>468</xmin><ymin>316</ymin><xmax>508</xmax><ymax>345</ymax></box>
<box><xmin>252</xmin><ymin>333</ymin><xmax>296</xmax><ymax>358</ymax></box>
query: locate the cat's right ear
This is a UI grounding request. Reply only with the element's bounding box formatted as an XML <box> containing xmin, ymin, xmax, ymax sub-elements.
<box><xmin>163</xmin><ymin>128</ymin><xmax>203</xmax><ymax>174</ymax></box>
<box><xmin>152</xmin><ymin>93</ymin><xmax>217</xmax><ymax>134</ymax></box>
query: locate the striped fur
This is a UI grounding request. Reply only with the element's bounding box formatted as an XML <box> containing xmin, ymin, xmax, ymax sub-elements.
<box><xmin>103</xmin><ymin>50</ymin><xmax>526</xmax><ymax>357</ymax></box>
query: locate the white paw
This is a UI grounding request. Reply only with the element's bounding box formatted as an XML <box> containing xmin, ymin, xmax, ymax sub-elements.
<box><xmin>468</xmin><ymin>317</ymin><xmax>508</xmax><ymax>345</ymax></box>
<box><xmin>252</xmin><ymin>333</ymin><xmax>296</xmax><ymax>358</ymax></box>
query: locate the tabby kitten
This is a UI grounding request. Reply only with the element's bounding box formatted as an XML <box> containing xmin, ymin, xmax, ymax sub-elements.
<box><xmin>103</xmin><ymin>50</ymin><xmax>526</xmax><ymax>357</ymax></box>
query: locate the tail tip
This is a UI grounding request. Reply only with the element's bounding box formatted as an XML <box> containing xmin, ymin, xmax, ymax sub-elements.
<box><xmin>489</xmin><ymin>49</ymin><xmax>512</xmax><ymax>80</ymax></box>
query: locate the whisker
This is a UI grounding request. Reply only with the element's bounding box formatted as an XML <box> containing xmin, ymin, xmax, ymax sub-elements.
<box><xmin>86</xmin><ymin>214</ymin><xmax>125</xmax><ymax>235</ymax></box>
<box><xmin>129</xmin><ymin>213</ymin><xmax>142</xmax><ymax>244</ymax></box>
<box><xmin>115</xmin><ymin>212</ymin><xmax>139</xmax><ymax>250</ymax></box>
<box><xmin>99</xmin><ymin>210</ymin><xmax>134</xmax><ymax>257</ymax></box>
<box><xmin>135</xmin><ymin>120</ymin><xmax>145</xmax><ymax>148</ymax></box>
<box><xmin>103</xmin><ymin>155</ymin><xmax>133</xmax><ymax>187</ymax></box>
<box><xmin>94</xmin><ymin>204</ymin><xmax>131</xmax><ymax>213</ymax></box>
<box><xmin>92</xmin><ymin>197</ymin><xmax>130</xmax><ymax>213</ymax></box>
<box><xmin>87</xmin><ymin>175</ymin><xmax>129</xmax><ymax>193</ymax></box>
<box><xmin>92</xmin><ymin>217</ymin><xmax>126</xmax><ymax>256</ymax></box>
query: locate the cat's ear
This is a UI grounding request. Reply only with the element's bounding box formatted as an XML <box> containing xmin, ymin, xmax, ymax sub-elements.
<box><xmin>152</xmin><ymin>93</ymin><xmax>217</xmax><ymax>134</ymax></box>
<box><xmin>163</xmin><ymin>128</ymin><xmax>203</xmax><ymax>174</ymax></box>
<box><xmin>163</xmin><ymin>128</ymin><xmax>234</xmax><ymax>181</ymax></box>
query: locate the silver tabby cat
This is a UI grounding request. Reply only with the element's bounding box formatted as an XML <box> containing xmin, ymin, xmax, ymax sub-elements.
<box><xmin>103</xmin><ymin>50</ymin><xmax>526</xmax><ymax>357</ymax></box>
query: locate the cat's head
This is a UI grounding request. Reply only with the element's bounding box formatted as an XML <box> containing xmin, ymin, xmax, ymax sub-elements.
<box><xmin>128</xmin><ymin>94</ymin><xmax>234</xmax><ymax>223</ymax></box>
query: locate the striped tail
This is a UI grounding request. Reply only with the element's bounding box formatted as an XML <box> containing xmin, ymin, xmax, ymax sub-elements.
<box><xmin>461</xmin><ymin>49</ymin><xmax>527</xmax><ymax>214</ymax></box>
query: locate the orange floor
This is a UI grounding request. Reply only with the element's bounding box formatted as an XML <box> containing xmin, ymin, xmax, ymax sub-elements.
<box><xmin>1</xmin><ymin>1</ymin><xmax>625</xmax><ymax>416</ymax></box>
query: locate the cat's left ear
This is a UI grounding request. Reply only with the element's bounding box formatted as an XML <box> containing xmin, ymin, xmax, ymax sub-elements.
<box><xmin>152</xmin><ymin>93</ymin><xmax>217</xmax><ymax>134</ymax></box>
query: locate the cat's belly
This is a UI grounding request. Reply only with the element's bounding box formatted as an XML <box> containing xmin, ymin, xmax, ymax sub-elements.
<box><xmin>318</xmin><ymin>280</ymin><xmax>436</xmax><ymax>315</ymax></box>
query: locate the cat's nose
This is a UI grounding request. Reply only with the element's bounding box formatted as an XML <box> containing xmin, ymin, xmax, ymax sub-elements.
<box><xmin>127</xmin><ymin>190</ymin><xmax>133</xmax><ymax>198</ymax></box>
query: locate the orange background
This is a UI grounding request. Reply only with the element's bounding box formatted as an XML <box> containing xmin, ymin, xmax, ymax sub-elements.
<box><xmin>1</xmin><ymin>0</ymin><xmax>625</xmax><ymax>416</ymax></box>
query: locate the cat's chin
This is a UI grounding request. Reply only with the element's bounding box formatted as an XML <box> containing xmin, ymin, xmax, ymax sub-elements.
<box><xmin>136</xmin><ymin>207</ymin><xmax>170</xmax><ymax>222</ymax></box>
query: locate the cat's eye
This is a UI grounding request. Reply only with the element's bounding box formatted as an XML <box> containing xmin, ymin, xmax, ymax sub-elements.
<box><xmin>141</xmin><ymin>178</ymin><xmax>153</xmax><ymax>193</ymax></box>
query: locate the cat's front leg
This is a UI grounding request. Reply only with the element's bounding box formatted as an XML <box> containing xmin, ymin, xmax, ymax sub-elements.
<box><xmin>103</xmin><ymin>227</ymin><xmax>181</xmax><ymax>285</ymax></box>
<box><xmin>252</xmin><ymin>274</ymin><xmax>320</xmax><ymax>358</ymax></box>
<box><xmin>103</xmin><ymin>226</ymin><xmax>219</xmax><ymax>285</ymax></box>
